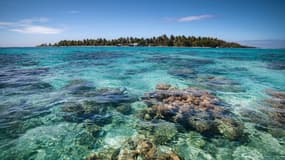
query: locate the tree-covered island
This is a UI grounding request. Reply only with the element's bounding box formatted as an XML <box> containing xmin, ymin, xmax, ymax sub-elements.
<box><xmin>39</xmin><ymin>35</ymin><xmax>251</xmax><ymax>48</ymax></box>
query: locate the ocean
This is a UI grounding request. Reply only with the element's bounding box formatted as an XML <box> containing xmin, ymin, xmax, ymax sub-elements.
<box><xmin>0</xmin><ymin>47</ymin><xmax>284</xmax><ymax>159</ymax></box>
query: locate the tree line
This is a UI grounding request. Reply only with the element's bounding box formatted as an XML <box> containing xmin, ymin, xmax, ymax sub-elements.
<box><xmin>39</xmin><ymin>35</ymin><xmax>251</xmax><ymax>48</ymax></box>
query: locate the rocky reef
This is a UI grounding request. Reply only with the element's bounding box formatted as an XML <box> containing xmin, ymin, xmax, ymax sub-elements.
<box><xmin>0</xmin><ymin>123</ymin><xmax>97</xmax><ymax>160</ymax></box>
<box><xmin>61</xmin><ymin>80</ymin><xmax>137</xmax><ymax>124</ymax></box>
<box><xmin>64</xmin><ymin>80</ymin><xmax>136</xmax><ymax>103</ymax></box>
<box><xmin>240</xmin><ymin>89</ymin><xmax>285</xmax><ymax>138</ymax></box>
<box><xmin>114</xmin><ymin>138</ymin><xmax>181</xmax><ymax>160</ymax></box>
<box><xmin>91</xmin><ymin>136</ymin><xmax>181</xmax><ymax>160</ymax></box>
<box><xmin>264</xmin><ymin>89</ymin><xmax>285</xmax><ymax>125</ymax></box>
<box><xmin>136</xmin><ymin>120</ymin><xmax>178</xmax><ymax>145</ymax></box>
<box><xmin>260</xmin><ymin>53</ymin><xmax>285</xmax><ymax>70</ymax></box>
<box><xmin>197</xmin><ymin>76</ymin><xmax>245</xmax><ymax>92</ymax></box>
<box><xmin>0</xmin><ymin>67</ymin><xmax>53</xmax><ymax>95</ymax></box>
<box><xmin>62</xmin><ymin>101</ymin><xmax>113</xmax><ymax>125</ymax></box>
<box><xmin>267</xmin><ymin>62</ymin><xmax>285</xmax><ymax>70</ymax></box>
<box><xmin>141</xmin><ymin>84</ymin><xmax>244</xmax><ymax>140</ymax></box>
<box><xmin>168</xmin><ymin>67</ymin><xmax>197</xmax><ymax>79</ymax></box>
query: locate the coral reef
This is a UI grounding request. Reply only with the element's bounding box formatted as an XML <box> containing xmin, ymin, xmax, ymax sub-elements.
<box><xmin>0</xmin><ymin>123</ymin><xmax>96</xmax><ymax>160</ymax></box>
<box><xmin>142</xmin><ymin>84</ymin><xmax>244</xmax><ymax>140</ymax></box>
<box><xmin>267</xmin><ymin>62</ymin><xmax>285</xmax><ymax>70</ymax></box>
<box><xmin>62</xmin><ymin>81</ymin><xmax>137</xmax><ymax>124</ymax></box>
<box><xmin>264</xmin><ymin>89</ymin><xmax>285</xmax><ymax>126</ymax></box>
<box><xmin>198</xmin><ymin>76</ymin><xmax>245</xmax><ymax>92</ymax></box>
<box><xmin>155</xmin><ymin>83</ymin><xmax>172</xmax><ymax>90</ymax></box>
<box><xmin>62</xmin><ymin>101</ymin><xmax>113</xmax><ymax>125</ymax></box>
<box><xmin>64</xmin><ymin>79</ymin><xmax>96</xmax><ymax>96</ymax></box>
<box><xmin>168</xmin><ymin>67</ymin><xmax>197</xmax><ymax>79</ymax></box>
<box><xmin>136</xmin><ymin>120</ymin><xmax>178</xmax><ymax>144</ymax></box>
<box><xmin>111</xmin><ymin>137</ymin><xmax>181</xmax><ymax>160</ymax></box>
<box><xmin>64</xmin><ymin>80</ymin><xmax>137</xmax><ymax>104</ymax></box>
<box><xmin>116</xmin><ymin>104</ymin><xmax>132</xmax><ymax>114</ymax></box>
<box><xmin>232</xmin><ymin>146</ymin><xmax>264</xmax><ymax>160</ymax></box>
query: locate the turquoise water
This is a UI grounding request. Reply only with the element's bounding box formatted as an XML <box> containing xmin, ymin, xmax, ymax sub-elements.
<box><xmin>0</xmin><ymin>47</ymin><xmax>284</xmax><ymax>160</ymax></box>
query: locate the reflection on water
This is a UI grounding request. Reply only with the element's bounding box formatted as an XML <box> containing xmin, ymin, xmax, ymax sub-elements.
<box><xmin>0</xmin><ymin>47</ymin><xmax>285</xmax><ymax>159</ymax></box>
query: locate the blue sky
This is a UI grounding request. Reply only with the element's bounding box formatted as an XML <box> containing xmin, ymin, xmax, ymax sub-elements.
<box><xmin>0</xmin><ymin>0</ymin><xmax>284</xmax><ymax>47</ymax></box>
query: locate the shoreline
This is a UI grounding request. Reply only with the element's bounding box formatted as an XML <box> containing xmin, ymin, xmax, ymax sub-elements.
<box><xmin>2</xmin><ymin>46</ymin><xmax>283</xmax><ymax>50</ymax></box>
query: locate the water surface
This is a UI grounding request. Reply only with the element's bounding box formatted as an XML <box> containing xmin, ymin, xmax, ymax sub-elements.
<box><xmin>0</xmin><ymin>47</ymin><xmax>284</xmax><ymax>159</ymax></box>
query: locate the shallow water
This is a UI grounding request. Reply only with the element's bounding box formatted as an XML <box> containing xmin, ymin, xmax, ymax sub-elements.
<box><xmin>0</xmin><ymin>47</ymin><xmax>285</xmax><ymax>160</ymax></box>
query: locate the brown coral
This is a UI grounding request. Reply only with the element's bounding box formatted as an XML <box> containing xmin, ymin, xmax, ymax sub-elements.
<box><xmin>142</xmin><ymin>84</ymin><xmax>244</xmax><ymax>140</ymax></box>
<box><xmin>264</xmin><ymin>89</ymin><xmax>285</xmax><ymax>125</ymax></box>
<box><xmin>112</xmin><ymin>138</ymin><xmax>181</xmax><ymax>160</ymax></box>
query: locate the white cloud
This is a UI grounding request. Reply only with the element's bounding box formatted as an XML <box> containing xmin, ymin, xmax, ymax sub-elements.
<box><xmin>0</xmin><ymin>18</ymin><xmax>63</xmax><ymax>34</ymax></box>
<box><xmin>0</xmin><ymin>22</ymin><xmax>14</xmax><ymax>26</ymax></box>
<box><xmin>19</xmin><ymin>17</ymin><xmax>49</xmax><ymax>24</ymax></box>
<box><xmin>177</xmin><ymin>15</ymin><xmax>214</xmax><ymax>22</ymax></box>
<box><xmin>10</xmin><ymin>25</ymin><xmax>62</xmax><ymax>34</ymax></box>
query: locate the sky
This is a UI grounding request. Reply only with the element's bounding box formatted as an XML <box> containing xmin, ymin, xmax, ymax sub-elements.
<box><xmin>0</xmin><ymin>0</ymin><xmax>285</xmax><ymax>47</ymax></box>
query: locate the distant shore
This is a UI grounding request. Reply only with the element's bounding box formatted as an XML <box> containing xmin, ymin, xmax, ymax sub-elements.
<box><xmin>36</xmin><ymin>45</ymin><xmax>255</xmax><ymax>49</ymax></box>
<box><xmin>38</xmin><ymin>35</ymin><xmax>253</xmax><ymax>48</ymax></box>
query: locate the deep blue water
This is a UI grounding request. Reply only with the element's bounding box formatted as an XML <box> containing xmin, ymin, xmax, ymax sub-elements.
<box><xmin>0</xmin><ymin>47</ymin><xmax>284</xmax><ymax>159</ymax></box>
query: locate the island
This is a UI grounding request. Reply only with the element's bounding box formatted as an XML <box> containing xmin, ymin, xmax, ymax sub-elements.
<box><xmin>39</xmin><ymin>35</ymin><xmax>252</xmax><ymax>48</ymax></box>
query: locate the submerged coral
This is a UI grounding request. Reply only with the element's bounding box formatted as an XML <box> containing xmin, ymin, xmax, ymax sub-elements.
<box><xmin>263</xmin><ymin>89</ymin><xmax>285</xmax><ymax>126</ymax></box>
<box><xmin>175</xmin><ymin>134</ymin><xmax>214</xmax><ymax>160</ymax></box>
<box><xmin>147</xmin><ymin>56</ymin><xmax>215</xmax><ymax>68</ymax></box>
<box><xmin>232</xmin><ymin>146</ymin><xmax>264</xmax><ymax>160</ymax></box>
<box><xmin>168</xmin><ymin>67</ymin><xmax>197</xmax><ymax>79</ymax></box>
<box><xmin>267</xmin><ymin>61</ymin><xmax>285</xmax><ymax>70</ymax></box>
<box><xmin>142</xmin><ymin>84</ymin><xmax>244</xmax><ymax>140</ymax></box>
<box><xmin>136</xmin><ymin>120</ymin><xmax>178</xmax><ymax>144</ymax></box>
<box><xmin>116</xmin><ymin>104</ymin><xmax>132</xmax><ymax>114</ymax></box>
<box><xmin>61</xmin><ymin>101</ymin><xmax>112</xmax><ymax>124</ymax></box>
<box><xmin>0</xmin><ymin>123</ymin><xmax>96</xmax><ymax>160</ymax></box>
<box><xmin>198</xmin><ymin>76</ymin><xmax>245</xmax><ymax>92</ymax></box>
<box><xmin>64</xmin><ymin>80</ymin><xmax>137</xmax><ymax>103</ymax></box>
<box><xmin>155</xmin><ymin>83</ymin><xmax>172</xmax><ymax>90</ymax></box>
<box><xmin>266</xmin><ymin>89</ymin><xmax>285</xmax><ymax>99</ymax></box>
<box><xmin>0</xmin><ymin>67</ymin><xmax>53</xmax><ymax>95</ymax></box>
<box><xmin>62</xmin><ymin>81</ymin><xmax>137</xmax><ymax>124</ymax></box>
<box><xmin>64</xmin><ymin>79</ymin><xmax>96</xmax><ymax>96</ymax></box>
<box><xmin>110</xmin><ymin>137</ymin><xmax>181</xmax><ymax>160</ymax></box>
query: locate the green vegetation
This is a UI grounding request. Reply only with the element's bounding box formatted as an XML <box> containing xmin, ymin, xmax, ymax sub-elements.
<box><xmin>39</xmin><ymin>35</ymin><xmax>251</xmax><ymax>48</ymax></box>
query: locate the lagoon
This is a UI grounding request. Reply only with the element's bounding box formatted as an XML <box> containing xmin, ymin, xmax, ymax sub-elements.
<box><xmin>0</xmin><ymin>47</ymin><xmax>285</xmax><ymax>159</ymax></box>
